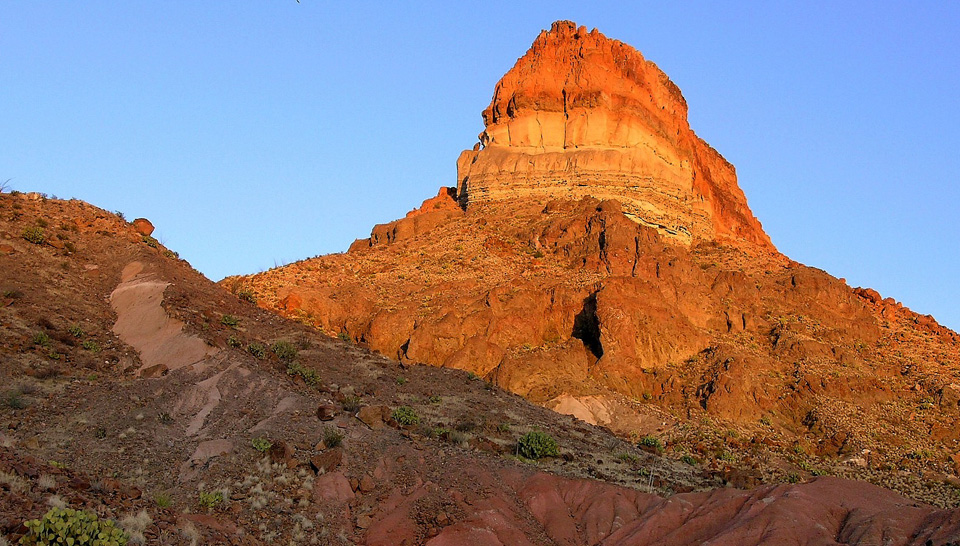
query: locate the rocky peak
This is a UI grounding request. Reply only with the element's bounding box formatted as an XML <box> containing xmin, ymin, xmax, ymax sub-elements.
<box><xmin>458</xmin><ymin>20</ymin><xmax>774</xmax><ymax>250</ymax></box>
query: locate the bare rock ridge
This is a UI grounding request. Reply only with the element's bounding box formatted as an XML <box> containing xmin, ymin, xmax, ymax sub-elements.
<box><xmin>457</xmin><ymin>20</ymin><xmax>773</xmax><ymax>249</ymax></box>
<box><xmin>229</xmin><ymin>20</ymin><xmax>960</xmax><ymax>512</ymax></box>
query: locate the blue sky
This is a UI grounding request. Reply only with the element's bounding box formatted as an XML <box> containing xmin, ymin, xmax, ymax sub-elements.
<box><xmin>3</xmin><ymin>2</ymin><xmax>958</xmax><ymax>331</ymax></box>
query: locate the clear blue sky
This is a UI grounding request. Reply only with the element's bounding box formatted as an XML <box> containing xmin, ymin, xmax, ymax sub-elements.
<box><xmin>3</xmin><ymin>2</ymin><xmax>958</xmax><ymax>331</ymax></box>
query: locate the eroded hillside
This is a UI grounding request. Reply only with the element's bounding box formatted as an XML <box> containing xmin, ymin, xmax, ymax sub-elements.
<box><xmin>229</xmin><ymin>20</ymin><xmax>960</xmax><ymax>510</ymax></box>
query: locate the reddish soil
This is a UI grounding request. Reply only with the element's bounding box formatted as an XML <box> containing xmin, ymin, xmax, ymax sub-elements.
<box><xmin>2</xmin><ymin>193</ymin><xmax>959</xmax><ymax>545</ymax></box>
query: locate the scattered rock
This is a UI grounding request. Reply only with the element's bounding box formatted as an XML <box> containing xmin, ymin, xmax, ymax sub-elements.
<box><xmin>316</xmin><ymin>404</ymin><xmax>337</xmax><ymax>421</ymax></box>
<box><xmin>268</xmin><ymin>439</ymin><xmax>295</xmax><ymax>468</ymax></box>
<box><xmin>358</xmin><ymin>474</ymin><xmax>376</xmax><ymax>493</ymax></box>
<box><xmin>357</xmin><ymin>405</ymin><xmax>389</xmax><ymax>429</ymax></box>
<box><xmin>309</xmin><ymin>448</ymin><xmax>342</xmax><ymax>474</ymax></box>
<box><xmin>132</xmin><ymin>218</ymin><xmax>155</xmax><ymax>236</ymax></box>
<box><xmin>940</xmin><ymin>383</ymin><xmax>960</xmax><ymax>409</ymax></box>
<box><xmin>313</xmin><ymin>472</ymin><xmax>354</xmax><ymax>503</ymax></box>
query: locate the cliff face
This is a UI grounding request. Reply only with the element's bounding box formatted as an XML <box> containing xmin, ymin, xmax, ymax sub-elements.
<box><xmin>457</xmin><ymin>21</ymin><xmax>773</xmax><ymax>249</ymax></box>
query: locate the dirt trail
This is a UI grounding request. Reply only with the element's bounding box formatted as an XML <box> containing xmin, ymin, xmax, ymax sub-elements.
<box><xmin>110</xmin><ymin>261</ymin><xmax>218</xmax><ymax>377</ymax></box>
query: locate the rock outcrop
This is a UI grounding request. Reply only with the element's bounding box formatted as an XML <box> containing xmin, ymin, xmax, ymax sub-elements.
<box><xmin>457</xmin><ymin>21</ymin><xmax>772</xmax><ymax>249</ymax></box>
<box><xmin>229</xmin><ymin>21</ymin><xmax>960</xmax><ymax>508</ymax></box>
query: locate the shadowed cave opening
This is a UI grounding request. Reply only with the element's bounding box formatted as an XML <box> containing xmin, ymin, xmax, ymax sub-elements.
<box><xmin>572</xmin><ymin>292</ymin><xmax>603</xmax><ymax>359</ymax></box>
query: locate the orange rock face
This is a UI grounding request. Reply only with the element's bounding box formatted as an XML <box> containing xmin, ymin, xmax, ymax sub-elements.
<box><xmin>457</xmin><ymin>21</ymin><xmax>772</xmax><ymax>249</ymax></box>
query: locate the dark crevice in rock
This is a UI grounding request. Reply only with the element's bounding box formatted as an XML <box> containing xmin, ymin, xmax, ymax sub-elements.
<box><xmin>572</xmin><ymin>292</ymin><xmax>603</xmax><ymax>359</ymax></box>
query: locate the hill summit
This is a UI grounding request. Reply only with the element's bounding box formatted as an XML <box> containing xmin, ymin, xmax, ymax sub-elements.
<box><xmin>457</xmin><ymin>20</ymin><xmax>773</xmax><ymax>249</ymax></box>
<box><xmin>229</xmin><ymin>21</ymin><xmax>960</xmax><ymax>507</ymax></box>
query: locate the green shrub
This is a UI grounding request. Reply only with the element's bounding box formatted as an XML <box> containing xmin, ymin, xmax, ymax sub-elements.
<box><xmin>226</xmin><ymin>335</ymin><xmax>242</xmax><ymax>348</ymax></box>
<box><xmin>198</xmin><ymin>490</ymin><xmax>223</xmax><ymax>510</ymax></box>
<box><xmin>236</xmin><ymin>288</ymin><xmax>257</xmax><ymax>303</ymax></box>
<box><xmin>20</xmin><ymin>507</ymin><xmax>129</xmax><ymax>546</ymax></box>
<box><xmin>82</xmin><ymin>340</ymin><xmax>101</xmax><ymax>353</ymax></box>
<box><xmin>153</xmin><ymin>493</ymin><xmax>173</xmax><ymax>508</ymax></box>
<box><xmin>717</xmin><ymin>450</ymin><xmax>736</xmax><ymax>462</ymax></box>
<box><xmin>341</xmin><ymin>395</ymin><xmax>361</xmax><ymax>413</ymax></box>
<box><xmin>616</xmin><ymin>452</ymin><xmax>640</xmax><ymax>465</ymax></box>
<box><xmin>21</xmin><ymin>226</ymin><xmax>45</xmax><ymax>245</ymax></box>
<box><xmin>638</xmin><ymin>436</ymin><xmax>664</xmax><ymax>454</ymax></box>
<box><xmin>4</xmin><ymin>390</ymin><xmax>27</xmax><ymax>410</ymax></box>
<box><xmin>32</xmin><ymin>331</ymin><xmax>51</xmax><ymax>347</ymax></box>
<box><xmin>517</xmin><ymin>430</ymin><xmax>559</xmax><ymax>459</ymax></box>
<box><xmin>141</xmin><ymin>235</ymin><xmax>158</xmax><ymax>248</ymax></box>
<box><xmin>681</xmin><ymin>454</ymin><xmax>698</xmax><ymax>466</ymax></box>
<box><xmin>323</xmin><ymin>427</ymin><xmax>344</xmax><ymax>448</ymax></box>
<box><xmin>247</xmin><ymin>342</ymin><xmax>266</xmax><ymax>359</ymax></box>
<box><xmin>391</xmin><ymin>406</ymin><xmax>420</xmax><ymax>426</ymax></box>
<box><xmin>251</xmin><ymin>437</ymin><xmax>272</xmax><ymax>452</ymax></box>
<box><xmin>337</xmin><ymin>332</ymin><xmax>351</xmax><ymax>343</ymax></box>
<box><xmin>271</xmin><ymin>340</ymin><xmax>298</xmax><ymax>361</ymax></box>
<box><xmin>220</xmin><ymin>315</ymin><xmax>239</xmax><ymax>327</ymax></box>
<box><xmin>286</xmin><ymin>362</ymin><xmax>321</xmax><ymax>386</ymax></box>
<box><xmin>68</xmin><ymin>324</ymin><xmax>86</xmax><ymax>338</ymax></box>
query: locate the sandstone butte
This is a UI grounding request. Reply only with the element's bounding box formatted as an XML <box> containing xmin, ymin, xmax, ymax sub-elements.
<box><xmin>227</xmin><ymin>21</ymin><xmax>960</xmax><ymax>508</ymax></box>
<box><xmin>457</xmin><ymin>20</ymin><xmax>773</xmax><ymax>250</ymax></box>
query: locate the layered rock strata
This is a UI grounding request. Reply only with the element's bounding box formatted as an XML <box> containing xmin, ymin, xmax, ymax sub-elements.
<box><xmin>457</xmin><ymin>20</ymin><xmax>773</xmax><ymax>249</ymax></box>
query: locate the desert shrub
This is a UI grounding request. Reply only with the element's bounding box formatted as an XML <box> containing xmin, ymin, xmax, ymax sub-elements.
<box><xmin>717</xmin><ymin>450</ymin><xmax>736</xmax><ymax>462</ymax></box>
<box><xmin>638</xmin><ymin>436</ymin><xmax>664</xmax><ymax>454</ymax></box>
<box><xmin>22</xmin><ymin>226</ymin><xmax>45</xmax><ymax>244</ymax></box>
<box><xmin>4</xmin><ymin>390</ymin><xmax>27</xmax><ymax>410</ymax></box>
<box><xmin>226</xmin><ymin>335</ymin><xmax>242</xmax><ymax>348</ymax></box>
<box><xmin>236</xmin><ymin>288</ymin><xmax>257</xmax><ymax>303</ymax></box>
<box><xmin>197</xmin><ymin>490</ymin><xmax>223</xmax><ymax>510</ymax></box>
<box><xmin>271</xmin><ymin>340</ymin><xmax>298</xmax><ymax>361</ymax></box>
<box><xmin>118</xmin><ymin>510</ymin><xmax>152</xmax><ymax>544</ymax></box>
<box><xmin>341</xmin><ymin>395</ymin><xmax>361</xmax><ymax>413</ymax></box>
<box><xmin>32</xmin><ymin>331</ymin><xmax>51</xmax><ymax>347</ymax></box>
<box><xmin>323</xmin><ymin>427</ymin><xmax>343</xmax><ymax>448</ymax></box>
<box><xmin>616</xmin><ymin>452</ymin><xmax>640</xmax><ymax>465</ymax></box>
<box><xmin>286</xmin><ymin>362</ymin><xmax>321</xmax><ymax>386</ymax></box>
<box><xmin>68</xmin><ymin>324</ymin><xmax>86</xmax><ymax>338</ymax></box>
<box><xmin>337</xmin><ymin>332</ymin><xmax>351</xmax><ymax>342</ymax></box>
<box><xmin>153</xmin><ymin>493</ymin><xmax>172</xmax><ymax>508</ymax></box>
<box><xmin>220</xmin><ymin>314</ymin><xmax>239</xmax><ymax>327</ymax></box>
<box><xmin>247</xmin><ymin>342</ymin><xmax>266</xmax><ymax>359</ymax></box>
<box><xmin>141</xmin><ymin>235</ymin><xmax>158</xmax><ymax>248</ymax></box>
<box><xmin>82</xmin><ymin>340</ymin><xmax>101</xmax><ymax>353</ymax></box>
<box><xmin>115</xmin><ymin>211</ymin><xmax>126</xmax><ymax>221</ymax></box>
<box><xmin>20</xmin><ymin>507</ymin><xmax>129</xmax><ymax>545</ymax></box>
<box><xmin>681</xmin><ymin>454</ymin><xmax>699</xmax><ymax>466</ymax></box>
<box><xmin>517</xmin><ymin>430</ymin><xmax>558</xmax><ymax>460</ymax></box>
<box><xmin>251</xmin><ymin>437</ymin><xmax>272</xmax><ymax>452</ymax></box>
<box><xmin>391</xmin><ymin>406</ymin><xmax>420</xmax><ymax>426</ymax></box>
<box><xmin>396</xmin><ymin>377</ymin><xmax>407</xmax><ymax>386</ymax></box>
